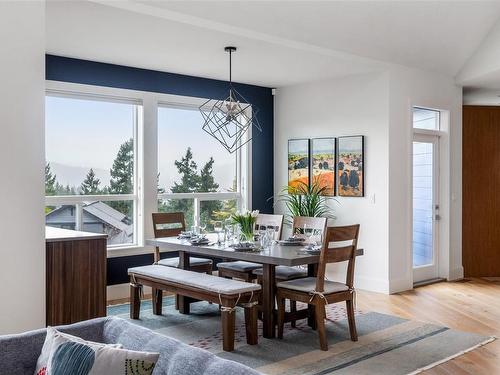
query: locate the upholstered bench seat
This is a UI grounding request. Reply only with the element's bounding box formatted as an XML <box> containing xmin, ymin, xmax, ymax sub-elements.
<box><xmin>277</xmin><ymin>277</ymin><xmax>349</xmax><ymax>294</ymax></box>
<box><xmin>253</xmin><ymin>265</ymin><xmax>307</xmax><ymax>281</ymax></box>
<box><xmin>129</xmin><ymin>265</ymin><xmax>261</xmax><ymax>295</ymax></box>
<box><xmin>128</xmin><ymin>265</ymin><xmax>261</xmax><ymax>352</ymax></box>
<box><xmin>217</xmin><ymin>261</ymin><xmax>262</xmax><ymax>272</ymax></box>
<box><xmin>158</xmin><ymin>256</ymin><xmax>213</xmax><ymax>268</ymax></box>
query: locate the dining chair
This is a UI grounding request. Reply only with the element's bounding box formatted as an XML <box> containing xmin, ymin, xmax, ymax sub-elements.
<box><xmin>253</xmin><ymin>216</ymin><xmax>328</xmax><ymax>282</ymax></box>
<box><xmin>152</xmin><ymin>212</ymin><xmax>213</xmax><ymax>274</ymax></box>
<box><xmin>253</xmin><ymin>216</ymin><xmax>327</xmax><ymax>326</ymax></box>
<box><xmin>217</xmin><ymin>213</ymin><xmax>284</xmax><ymax>282</ymax></box>
<box><xmin>276</xmin><ymin>224</ymin><xmax>360</xmax><ymax>351</ymax></box>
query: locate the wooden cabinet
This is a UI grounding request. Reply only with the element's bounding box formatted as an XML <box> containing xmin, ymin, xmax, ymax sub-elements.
<box><xmin>46</xmin><ymin>227</ymin><xmax>107</xmax><ymax>326</ymax></box>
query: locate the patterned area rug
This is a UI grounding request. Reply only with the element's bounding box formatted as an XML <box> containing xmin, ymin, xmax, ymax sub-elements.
<box><xmin>108</xmin><ymin>297</ymin><xmax>494</xmax><ymax>375</ymax></box>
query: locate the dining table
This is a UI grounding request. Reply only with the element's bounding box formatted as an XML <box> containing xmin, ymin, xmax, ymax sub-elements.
<box><xmin>146</xmin><ymin>235</ymin><xmax>363</xmax><ymax>339</ymax></box>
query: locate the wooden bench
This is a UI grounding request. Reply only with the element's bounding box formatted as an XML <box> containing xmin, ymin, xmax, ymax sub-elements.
<box><xmin>128</xmin><ymin>265</ymin><xmax>261</xmax><ymax>352</ymax></box>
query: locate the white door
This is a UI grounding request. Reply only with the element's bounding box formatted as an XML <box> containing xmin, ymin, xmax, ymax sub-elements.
<box><xmin>412</xmin><ymin>134</ymin><xmax>440</xmax><ymax>282</ymax></box>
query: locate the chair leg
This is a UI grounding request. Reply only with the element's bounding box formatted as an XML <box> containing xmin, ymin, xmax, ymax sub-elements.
<box><xmin>152</xmin><ymin>288</ymin><xmax>163</xmax><ymax>315</ymax></box>
<box><xmin>175</xmin><ymin>294</ymin><xmax>179</xmax><ymax>310</ymax></box>
<box><xmin>130</xmin><ymin>284</ymin><xmax>141</xmax><ymax>320</ymax></box>
<box><xmin>315</xmin><ymin>304</ymin><xmax>328</xmax><ymax>351</ymax></box>
<box><xmin>346</xmin><ymin>299</ymin><xmax>358</xmax><ymax>341</ymax></box>
<box><xmin>277</xmin><ymin>294</ymin><xmax>286</xmax><ymax>339</ymax></box>
<box><xmin>244</xmin><ymin>305</ymin><xmax>258</xmax><ymax>345</ymax></box>
<box><xmin>221</xmin><ymin>310</ymin><xmax>236</xmax><ymax>352</ymax></box>
<box><xmin>290</xmin><ymin>301</ymin><xmax>297</xmax><ymax>328</ymax></box>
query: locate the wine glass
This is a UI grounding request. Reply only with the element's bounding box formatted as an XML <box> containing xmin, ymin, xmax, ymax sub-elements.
<box><xmin>304</xmin><ymin>223</ymin><xmax>314</xmax><ymax>245</ymax></box>
<box><xmin>214</xmin><ymin>221</ymin><xmax>223</xmax><ymax>245</ymax></box>
<box><xmin>199</xmin><ymin>220</ymin><xmax>207</xmax><ymax>237</ymax></box>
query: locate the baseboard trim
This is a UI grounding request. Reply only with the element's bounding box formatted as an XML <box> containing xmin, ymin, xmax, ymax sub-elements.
<box><xmin>448</xmin><ymin>266</ymin><xmax>464</xmax><ymax>281</ymax></box>
<box><xmin>107</xmin><ymin>283</ymin><xmax>152</xmax><ymax>302</ymax></box>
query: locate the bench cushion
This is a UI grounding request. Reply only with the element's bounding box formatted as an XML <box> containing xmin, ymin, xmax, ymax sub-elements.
<box><xmin>129</xmin><ymin>265</ymin><xmax>261</xmax><ymax>295</ymax></box>
<box><xmin>158</xmin><ymin>257</ymin><xmax>212</xmax><ymax>268</ymax></box>
<box><xmin>253</xmin><ymin>266</ymin><xmax>307</xmax><ymax>280</ymax></box>
<box><xmin>276</xmin><ymin>277</ymin><xmax>349</xmax><ymax>294</ymax></box>
<box><xmin>217</xmin><ymin>261</ymin><xmax>262</xmax><ymax>272</ymax></box>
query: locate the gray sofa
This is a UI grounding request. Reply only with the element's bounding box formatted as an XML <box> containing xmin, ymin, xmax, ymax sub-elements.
<box><xmin>0</xmin><ymin>316</ymin><xmax>260</xmax><ymax>375</ymax></box>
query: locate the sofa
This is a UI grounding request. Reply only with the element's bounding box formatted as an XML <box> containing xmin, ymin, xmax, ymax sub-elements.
<box><xmin>0</xmin><ymin>316</ymin><xmax>260</xmax><ymax>375</ymax></box>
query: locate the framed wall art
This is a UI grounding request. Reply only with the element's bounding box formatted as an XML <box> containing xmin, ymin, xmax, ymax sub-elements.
<box><xmin>337</xmin><ymin>135</ymin><xmax>365</xmax><ymax>197</ymax></box>
<box><xmin>311</xmin><ymin>137</ymin><xmax>336</xmax><ymax>196</ymax></box>
<box><xmin>288</xmin><ymin>139</ymin><xmax>310</xmax><ymax>190</ymax></box>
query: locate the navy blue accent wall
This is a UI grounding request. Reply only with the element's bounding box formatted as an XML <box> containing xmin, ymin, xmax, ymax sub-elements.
<box><xmin>45</xmin><ymin>55</ymin><xmax>274</xmax><ymax>285</ymax></box>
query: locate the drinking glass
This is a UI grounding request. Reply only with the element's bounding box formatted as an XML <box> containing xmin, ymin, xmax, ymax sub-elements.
<box><xmin>214</xmin><ymin>221</ymin><xmax>223</xmax><ymax>245</ymax></box>
<box><xmin>199</xmin><ymin>220</ymin><xmax>207</xmax><ymax>236</ymax></box>
<box><xmin>304</xmin><ymin>224</ymin><xmax>314</xmax><ymax>244</ymax></box>
<box><xmin>259</xmin><ymin>225</ymin><xmax>268</xmax><ymax>248</ymax></box>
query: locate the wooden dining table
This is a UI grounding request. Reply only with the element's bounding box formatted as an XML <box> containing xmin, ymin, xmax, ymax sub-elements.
<box><xmin>146</xmin><ymin>235</ymin><xmax>363</xmax><ymax>339</ymax></box>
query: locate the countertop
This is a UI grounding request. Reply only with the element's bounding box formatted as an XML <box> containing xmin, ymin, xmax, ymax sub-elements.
<box><xmin>45</xmin><ymin>226</ymin><xmax>108</xmax><ymax>242</ymax></box>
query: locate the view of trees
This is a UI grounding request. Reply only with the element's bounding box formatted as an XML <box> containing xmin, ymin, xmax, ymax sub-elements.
<box><xmin>45</xmin><ymin>138</ymin><xmax>134</xmax><ymax>216</ymax></box>
<box><xmin>159</xmin><ymin>147</ymin><xmax>231</xmax><ymax>228</ymax></box>
<box><xmin>46</xmin><ymin>140</ymin><xmax>236</xmax><ymax>225</ymax></box>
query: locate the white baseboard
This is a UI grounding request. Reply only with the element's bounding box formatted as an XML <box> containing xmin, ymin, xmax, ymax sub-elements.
<box><xmin>107</xmin><ymin>283</ymin><xmax>152</xmax><ymax>302</ymax></box>
<box><xmin>448</xmin><ymin>266</ymin><xmax>464</xmax><ymax>281</ymax></box>
<box><xmin>354</xmin><ymin>275</ymin><xmax>390</xmax><ymax>294</ymax></box>
<box><xmin>388</xmin><ymin>277</ymin><xmax>413</xmax><ymax>294</ymax></box>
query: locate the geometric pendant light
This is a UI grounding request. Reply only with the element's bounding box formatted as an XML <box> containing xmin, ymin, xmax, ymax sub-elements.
<box><xmin>199</xmin><ymin>46</ymin><xmax>262</xmax><ymax>153</ymax></box>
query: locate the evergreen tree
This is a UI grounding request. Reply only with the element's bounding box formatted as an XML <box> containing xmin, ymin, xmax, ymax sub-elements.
<box><xmin>165</xmin><ymin>148</ymin><xmax>198</xmax><ymax>226</ymax></box>
<box><xmin>109</xmin><ymin>139</ymin><xmax>133</xmax><ymax>214</ymax></box>
<box><xmin>45</xmin><ymin>162</ymin><xmax>57</xmax><ymax>196</ymax></box>
<box><xmin>81</xmin><ymin>168</ymin><xmax>101</xmax><ymax>195</ymax></box>
<box><xmin>198</xmin><ymin>157</ymin><xmax>222</xmax><ymax>227</ymax></box>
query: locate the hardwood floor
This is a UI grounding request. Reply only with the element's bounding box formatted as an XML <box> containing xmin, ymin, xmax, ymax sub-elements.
<box><xmin>357</xmin><ymin>278</ymin><xmax>499</xmax><ymax>374</ymax></box>
<box><xmin>109</xmin><ymin>277</ymin><xmax>499</xmax><ymax>373</ymax></box>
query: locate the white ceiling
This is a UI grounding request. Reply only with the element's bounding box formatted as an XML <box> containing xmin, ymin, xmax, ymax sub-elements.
<box><xmin>46</xmin><ymin>0</ymin><xmax>500</xmax><ymax>88</ymax></box>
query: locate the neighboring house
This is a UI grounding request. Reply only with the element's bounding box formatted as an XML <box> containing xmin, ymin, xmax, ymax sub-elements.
<box><xmin>46</xmin><ymin>201</ymin><xmax>133</xmax><ymax>245</ymax></box>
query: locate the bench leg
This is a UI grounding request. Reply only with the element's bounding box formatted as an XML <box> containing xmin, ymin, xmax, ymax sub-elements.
<box><xmin>244</xmin><ymin>305</ymin><xmax>258</xmax><ymax>345</ymax></box>
<box><xmin>152</xmin><ymin>288</ymin><xmax>163</xmax><ymax>315</ymax></box>
<box><xmin>221</xmin><ymin>310</ymin><xmax>235</xmax><ymax>352</ymax></box>
<box><xmin>130</xmin><ymin>284</ymin><xmax>141</xmax><ymax>319</ymax></box>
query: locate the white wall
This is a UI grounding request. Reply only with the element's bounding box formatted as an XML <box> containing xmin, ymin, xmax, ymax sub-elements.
<box><xmin>0</xmin><ymin>2</ymin><xmax>46</xmax><ymax>333</ymax></box>
<box><xmin>274</xmin><ymin>67</ymin><xmax>462</xmax><ymax>294</ymax></box>
<box><xmin>388</xmin><ymin>67</ymin><xmax>463</xmax><ymax>293</ymax></box>
<box><xmin>275</xmin><ymin>72</ymin><xmax>391</xmax><ymax>293</ymax></box>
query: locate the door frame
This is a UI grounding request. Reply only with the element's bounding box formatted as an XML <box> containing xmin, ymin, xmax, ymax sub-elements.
<box><xmin>412</xmin><ymin>133</ymin><xmax>440</xmax><ymax>283</ymax></box>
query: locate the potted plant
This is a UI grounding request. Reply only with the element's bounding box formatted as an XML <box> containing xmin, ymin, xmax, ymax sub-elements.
<box><xmin>230</xmin><ymin>210</ymin><xmax>259</xmax><ymax>242</ymax></box>
<box><xmin>276</xmin><ymin>178</ymin><xmax>336</xmax><ymax>224</ymax></box>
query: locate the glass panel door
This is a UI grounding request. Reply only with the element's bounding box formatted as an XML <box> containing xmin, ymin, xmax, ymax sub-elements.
<box><xmin>412</xmin><ymin>134</ymin><xmax>439</xmax><ymax>282</ymax></box>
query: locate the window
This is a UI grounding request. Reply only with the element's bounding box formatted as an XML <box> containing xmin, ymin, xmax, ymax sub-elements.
<box><xmin>157</xmin><ymin>106</ymin><xmax>240</xmax><ymax>228</ymax></box>
<box><xmin>45</xmin><ymin>94</ymin><xmax>140</xmax><ymax>247</ymax></box>
<box><xmin>413</xmin><ymin>107</ymin><xmax>440</xmax><ymax>131</ymax></box>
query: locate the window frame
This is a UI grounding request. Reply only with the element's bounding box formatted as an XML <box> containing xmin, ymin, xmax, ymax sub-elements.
<box><xmin>156</xmin><ymin>102</ymin><xmax>247</xmax><ymax>228</ymax></box>
<box><xmin>45</xmin><ymin>80</ymin><xmax>251</xmax><ymax>254</ymax></box>
<box><xmin>45</xmin><ymin>89</ymin><xmax>141</xmax><ymax>249</ymax></box>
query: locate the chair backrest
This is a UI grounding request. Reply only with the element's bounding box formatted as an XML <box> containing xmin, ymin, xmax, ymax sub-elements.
<box><xmin>292</xmin><ymin>216</ymin><xmax>327</xmax><ymax>242</ymax></box>
<box><xmin>254</xmin><ymin>213</ymin><xmax>284</xmax><ymax>240</ymax></box>
<box><xmin>152</xmin><ymin>212</ymin><xmax>186</xmax><ymax>263</ymax></box>
<box><xmin>316</xmin><ymin>224</ymin><xmax>360</xmax><ymax>292</ymax></box>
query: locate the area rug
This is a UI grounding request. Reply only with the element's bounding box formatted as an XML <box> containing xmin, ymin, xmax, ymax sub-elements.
<box><xmin>107</xmin><ymin>297</ymin><xmax>494</xmax><ymax>375</ymax></box>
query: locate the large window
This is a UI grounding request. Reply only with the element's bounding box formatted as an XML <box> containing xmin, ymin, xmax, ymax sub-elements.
<box><xmin>157</xmin><ymin>106</ymin><xmax>240</xmax><ymax>229</ymax></box>
<box><xmin>45</xmin><ymin>94</ymin><xmax>140</xmax><ymax>247</ymax></box>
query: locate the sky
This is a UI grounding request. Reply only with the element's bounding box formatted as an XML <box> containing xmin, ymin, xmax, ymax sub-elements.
<box><xmin>45</xmin><ymin>96</ymin><xmax>235</xmax><ymax>191</ymax></box>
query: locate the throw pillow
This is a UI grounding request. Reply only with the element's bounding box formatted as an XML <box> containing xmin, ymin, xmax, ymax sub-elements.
<box><xmin>46</xmin><ymin>331</ymin><xmax>159</xmax><ymax>375</ymax></box>
<box><xmin>34</xmin><ymin>327</ymin><xmax>123</xmax><ymax>375</ymax></box>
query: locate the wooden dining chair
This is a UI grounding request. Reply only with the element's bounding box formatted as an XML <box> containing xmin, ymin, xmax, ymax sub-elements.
<box><xmin>152</xmin><ymin>212</ymin><xmax>213</xmax><ymax>274</ymax></box>
<box><xmin>276</xmin><ymin>224</ymin><xmax>360</xmax><ymax>351</ymax></box>
<box><xmin>217</xmin><ymin>214</ymin><xmax>284</xmax><ymax>281</ymax></box>
<box><xmin>253</xmin><ymin>216</ymin><xmax>327</xmax><ymax>326</ymax></box>
<box><xmin>253</xmin><ymin>216</ymin><xmax>328</xmax><ymax>282</ymax></box>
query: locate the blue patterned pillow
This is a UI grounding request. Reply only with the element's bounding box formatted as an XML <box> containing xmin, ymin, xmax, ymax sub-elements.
<box><xmin>47</xmin><ymin>331</ymin><xmax>159</xmax><ymax>375</ymax></box>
